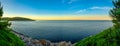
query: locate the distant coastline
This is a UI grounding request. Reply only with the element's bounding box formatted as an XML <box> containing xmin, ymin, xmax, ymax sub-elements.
<box><xmin>2</xmin><ymin>17</ymin><xmax>35</xmax><ymax>21</ymax></box>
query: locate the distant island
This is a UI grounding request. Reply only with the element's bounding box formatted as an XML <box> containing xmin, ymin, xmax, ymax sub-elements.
<box><xmin>2</xmin><ymin>17</ymin><xmax>35</xmax><ymax>21</ymax></box>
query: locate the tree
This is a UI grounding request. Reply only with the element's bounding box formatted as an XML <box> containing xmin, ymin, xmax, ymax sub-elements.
<box><xmin>0</xmin><ymin>2</ymin><xmax>3</xmax><ymax>19</ymax></box>
<box><xmin>0</xmin><ymin>2</ymin><xmax>10</xmax><ymax>29</ymax></box>
<box><xmin>110</xmin><ymin>0</ymin><xmax>120</xmax><ymax>28</ymax></box>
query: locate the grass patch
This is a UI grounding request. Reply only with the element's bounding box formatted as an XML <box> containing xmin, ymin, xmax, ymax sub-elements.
<box><xmin>0</xmin><ymin>28</ymin><xmax>25</xmax><ymax>46</ymax></box>
<box><xmin>75</xmin><ymin>27</ymin><xmax>120</xmax><ymax>46</ymax></box>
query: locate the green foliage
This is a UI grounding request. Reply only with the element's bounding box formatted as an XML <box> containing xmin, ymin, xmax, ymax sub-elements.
<box><xmin>0</xmin><ymin>2</ymin><xmax>25</xmax><ymax>46</ymax></box>
<box><xmin>0</xmin><ymin>2</ymin><xmax>3</xmax><ymax>19</ymax></box>
<box><xmin>110</xmin><ymin>0</ymin><xmax>120</xmax><ymax>28</ymax></box>
<box><xmin>0</xmin><ymin>21</ymin><xmax>11</xmax><ymax>29</ymax></box>
<box><xmin>0</xmin><ymin>2</ymin><xmax>11</xmax><ymax>30</ymax></box>
<box><xmin>0</xmin><ymin>29</ymin><xmax>25</xmax><ymax>46</ymax></box>
<box><xmin>75</xmin><ymin>27</ymin><xmax>120</xmax><ymax>46</ymax></box>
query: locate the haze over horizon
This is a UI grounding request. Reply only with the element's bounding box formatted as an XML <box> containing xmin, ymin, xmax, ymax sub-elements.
<box><xmin>1</xmin><ymin>0</ymin><xmax>113</xmax><ymax>20</ymax></box>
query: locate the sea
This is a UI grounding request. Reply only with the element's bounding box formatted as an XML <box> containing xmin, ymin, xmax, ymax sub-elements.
<box><xmin>11</xmin><ymin>20</ymin><xmax>113</xmax><ymax>43</ymax></box>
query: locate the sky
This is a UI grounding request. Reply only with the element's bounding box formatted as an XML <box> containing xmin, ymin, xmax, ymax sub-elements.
<box><xmin>0</xmin><ymin>0</ymin><xmax>113</xmax><ymax>20</ymax></box>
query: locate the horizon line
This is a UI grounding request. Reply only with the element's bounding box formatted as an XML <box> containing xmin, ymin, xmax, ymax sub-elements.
<box><xmin>3</xmin><ymin>15</ymin><xmax>112</xmax><ymax>20</ymax></box>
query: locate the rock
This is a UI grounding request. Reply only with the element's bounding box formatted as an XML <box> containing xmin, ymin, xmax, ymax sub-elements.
<box><xmin>12</xmin><ymin>30</ymin><xmax>74</xmax><ymax>46</ymax></box>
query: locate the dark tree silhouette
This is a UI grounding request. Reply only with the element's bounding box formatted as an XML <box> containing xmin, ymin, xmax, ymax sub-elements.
<box><xmin>0</xmin><ymin>2</ymin><xmax>3</xmax><ymax>19</ymax></box>
<box><xmin>110</xmin><ymin>0</ymin><xmax>120</xmax><ymax>28</ymax></box>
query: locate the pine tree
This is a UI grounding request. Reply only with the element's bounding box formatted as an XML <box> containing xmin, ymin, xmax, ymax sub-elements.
<box><xmin>110</xmin><ymin>0</ymin><xmax>120</xmax><ymax>28</ymax></box>
<box><xmin>0</xmin><ymin>2</ymin><xmax>3</xmax><ymax>19</ymax></box>
<box><xmin>0</xmin><ymin>2</ymin><xmax>10</xmax><ymax>29</ymax></box>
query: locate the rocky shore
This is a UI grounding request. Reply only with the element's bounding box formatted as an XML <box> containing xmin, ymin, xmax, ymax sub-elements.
<box><xmin>12</xmin><ymin>30</ymin><xmax>75</xmax><ymax>46</ymax></box>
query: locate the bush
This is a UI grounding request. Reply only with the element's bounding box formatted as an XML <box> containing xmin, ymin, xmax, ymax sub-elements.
<box><xmin>0</xmin><ymin>21</ymin><xmax>11</xmax><ymax>29</ymax></box>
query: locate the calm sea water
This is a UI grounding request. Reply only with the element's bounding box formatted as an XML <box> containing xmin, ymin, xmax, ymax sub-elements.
<box><xmin>11</xmin><ymin>20</ymin><xmax>113</xmax><ymax>43</ymax></box>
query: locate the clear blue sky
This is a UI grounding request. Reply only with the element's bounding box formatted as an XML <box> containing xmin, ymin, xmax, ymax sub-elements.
<box><xmin>0</xmin><ymin>0</ymin><xmax>113</xmax><ymax>20</ymax></box>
